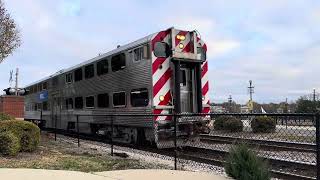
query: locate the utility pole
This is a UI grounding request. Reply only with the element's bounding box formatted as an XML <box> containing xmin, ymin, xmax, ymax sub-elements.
<box><xmin>15</xmin><ymin>68</ymin><xmax>19</xmax><ymax>96</ymax></box>
<box><xmin>228</xmin><ymin>94</ymin><xmax>232</xmax><ymax>113</ymax></box>
<box><xmin>313</xmin><ymin>88</ymin><xmax>317</xmax><ymax>112</ymax></box>
<box><xmin>284</xmin><ymin>97</ymin><xmax>288</xmax><ymax>113</ymax></box>
<box><xmin>9</xmin><ymin>70</ymin><xmax>13</xmax><ymax>88</ymax></box>
<box><xmin>248</xmin><ymin>80</ymin><xmax>254</xmax><ymax>113</ymax></box>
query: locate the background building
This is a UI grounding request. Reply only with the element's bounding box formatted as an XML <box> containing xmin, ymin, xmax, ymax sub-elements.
<box><xmin>0</xmin><ymin>95</ymin><xmax>24</xmax><ymax>119</ymax></box>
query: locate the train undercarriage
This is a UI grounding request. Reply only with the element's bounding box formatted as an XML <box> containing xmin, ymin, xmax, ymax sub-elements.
<box><xmin>73</xmin><ymin>118</ymin><xmax>211</xmax><ymax>148</ymax></box>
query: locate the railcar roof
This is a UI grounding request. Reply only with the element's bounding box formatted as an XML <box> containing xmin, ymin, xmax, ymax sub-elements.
<box><xmin>24</xmin><ymin>32</ymin><xmax>156</xmax><ymax>88</ymax></box>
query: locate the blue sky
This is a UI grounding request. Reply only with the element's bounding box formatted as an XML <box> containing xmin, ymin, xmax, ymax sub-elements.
<box><xmin>1</xmin><ymin>0</ymin><xmax>319</xmax><ymax>104</ymax></box>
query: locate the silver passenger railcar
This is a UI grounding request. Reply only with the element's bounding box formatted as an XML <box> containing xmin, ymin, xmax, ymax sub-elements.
<box><xmin>24</xmin><ymin>27</ymin><xmax>210</xmax><ymax>147</ymax></box>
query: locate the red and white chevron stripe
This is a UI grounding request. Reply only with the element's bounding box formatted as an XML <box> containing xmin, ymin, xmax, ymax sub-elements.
<box><xmin>198</xmin><ymin>37</ymin><xmax>210</xmax><ymax>113</ymax></box>
<box><xmin>151</xmin><ymin>30</ymin><xmax>172</xmax><ymax>121</ymax></box>
<box><xmin>151</xmin><ymin>29</ymin><xmax>210</xmax><ymax>120</ymax></box>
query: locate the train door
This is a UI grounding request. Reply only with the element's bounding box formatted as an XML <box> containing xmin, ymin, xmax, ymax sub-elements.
<box><xmin>180</xmin><ymin>64</ymin><xmax>194</xmax><ymax>113</ymax></box>
<box><xmin>51</xmin><ymin>94</ymin><xmax>61</xmax><ymax>128</ymax></box>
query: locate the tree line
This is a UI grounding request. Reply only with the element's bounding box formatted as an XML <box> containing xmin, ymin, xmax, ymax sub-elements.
<box><xmin>212</xmin><ymin>94</ymin><xmax>320</xmax><ymax>113</ymax></box>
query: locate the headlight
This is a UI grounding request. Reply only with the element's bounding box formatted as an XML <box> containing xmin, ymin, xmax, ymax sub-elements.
<box><xmin>202</xmin><ymin>96</ymin><xmax>205</xmax><ymax>101</ymax></box>
<box><xmin>176</xmin><ymin>35</ymin><xmax>186</xmax><ymax>41</ymax></box>
<box><xmin>159</xmin><ymin>95</ymin><xmax>165</xmax><ymax>101</ymax></box>
<box><xmin>179</xmin><ymin>43</ymin><xmax>184</xmax><ymax>49</ymax></box>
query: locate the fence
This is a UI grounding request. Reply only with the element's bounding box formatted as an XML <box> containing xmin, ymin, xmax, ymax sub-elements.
<box><xmin>36</xmin><ymin>112</ymin><xmax>320</xmax><ymax>180</ymax></box>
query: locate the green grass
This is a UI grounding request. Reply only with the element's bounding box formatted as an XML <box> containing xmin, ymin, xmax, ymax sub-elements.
<box><xmin>0</xmin><ymin>134</ymin><xmax>168</xmax><ymax>172</ymax></box>
<box><xmin>0</xmin><ymin>154</ymin><xmax>148</xmax><ymax>172</ymax></box>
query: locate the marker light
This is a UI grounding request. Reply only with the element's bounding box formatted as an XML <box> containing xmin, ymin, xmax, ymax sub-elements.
<box><xmin>159</xmin><ymin>95</ymin><xmax>165</xmax><ymax>101</ymax></box>
<box><xmin>179</xmin><ymin>43</ymin><xmax>184</xmax><ymax>49</ymax></box>
<box><xmin>176</xmin><ymin>35</ymin><xmax>186</xmax><ymax>41</ymax></box>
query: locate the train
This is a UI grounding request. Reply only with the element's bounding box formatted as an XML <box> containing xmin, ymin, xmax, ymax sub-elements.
<box><xmin>24</xmin><ymin>27</ymin><xmax>210</xmax><ymax>148</ymax></box>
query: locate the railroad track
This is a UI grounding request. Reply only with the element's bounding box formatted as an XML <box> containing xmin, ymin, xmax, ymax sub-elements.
<box><xmin>200</xmin><ymin>134</ymin><xmax>316</xmax><ymax>153</ymax></box>
<box><xmin>181</xmin><ymin>146</ymin><xmax>316</xmax><ymax>180</ymax></box>
<box><xmin>42</xmin><ymin>128</ymin><xmax>316</xmax><ymax>180</ymax></box>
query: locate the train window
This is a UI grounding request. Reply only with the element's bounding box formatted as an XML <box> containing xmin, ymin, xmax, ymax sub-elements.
<box><xmin>74</xmin><ymin>68</ymin><xmax>83</xmax><ymax>82</ymax></box>
<box><xmin>154</xmin><ymin>42</ymin><xmax>170</xmax><ymax>58</ymax></box>
<box><xmin>180</xmin><ymin>70</ymin><xmax>187</xmax><ymax>86</ymax></box>
<box><xmin>64</xmin><ymin>99</ymin><xmax>68</xmax><ymax>109</ymax></box>
<box><xmin>131</xmin><ymin>45</ymin><xmax>149</xmax><ymax>63</ymax></box>
<box><xmin>85</xmin><ymin>64</ymin><xmax>94</xmax><ymax>79</ymax></box>
<box><xmin>52</xmin><ymin>77</ymin><xmax>59</xmax><ymax>87</ymax></box>
<box><xmin>43</xmin><ymin>82</ymin><xmax>47</xmax><ymax>90</ymax></box>
<box><xmin>130</xmin><ymin>88</ymin><xmax>149</xmax><ymax>107</ymax></box>
<box><xmin>113</xmin><ymin>92</ymin><xmax>126</xmax><ymax>107</ymax></box>
<box><xmin>65</xmin><ymin>98</ymin><xmax>73</xmax><ymax>109</ymax></box>
<box><xmin>85</xmin><ymin>96</ymin><xmax>95</xmax><ymax>108</ymax></box>
<box><xmin>133</xmin><ymin>47</ymin><xmax>143</xmax><ymax>62</ymax></box>
<box><xmin>143</xmin><ymin>45</ymin><xmax>150</xmax><ymax>59</ymax></box>
<box><xmin>42</xmin><ymin>101</ymin><xmax>48</xmax><ymax>111</ymax></box>
<box><xmin>67</xmin><ymin>122</ymin><xmax>75</xmax><ymax>130</ymax></box>
<box><xmin>65</xmin><ymin>73</ymin><xmax>73</xmax><ymax>83</ymax></box>
<box><xmin>97</xmin><ymin>93</ymin><xmax>109</xmax><ymax>108</ymax></box>
<box><xmin>36</xmin><ymin>103</ymin><xmax>42</xmax><ymax>111</ymax></box>
<box><xmin>197</xmin><ymin>47</ymin><xmax>206</xmax><ymax>60</ymax></box>
<box><xmin>25</xmin><ymin>104</ymin><xmax>30</xmax><ymax>111</ymax></box>
<box><xmin>97</xmin><ymin>59</ymin><xmax>108</xmax><ymax>76</ymax></box>
<box><xmin>111</xmin><ymin>53</ymin><xmax>126</xmax><ymax>72</ymax></box>
<box><xmin>75</xmin><ymin>97</ymin><xmax>83</xmax><ymax>109</ymax></box>
<box><xmin>28</xmin><ymin>87</ymin><xmax>32</xmax><ymax>94</ymax></box>
<box><xmin>37</xmin><ymin>84</ymin><xmax>42</xmax><ymax>92</ymax></box>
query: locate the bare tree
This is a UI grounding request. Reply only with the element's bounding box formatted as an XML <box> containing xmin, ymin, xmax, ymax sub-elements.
<box><xmin>0</xmin><ymin>0</ymin><xmax>20</xmax><ymax>63</ymax></box>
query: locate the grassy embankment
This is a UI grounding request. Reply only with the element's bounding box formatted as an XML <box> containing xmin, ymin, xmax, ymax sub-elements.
<box><xmin>0</xmin><ymin>133</ymin><xmax>168</xmax><ymax>172</ymax></box>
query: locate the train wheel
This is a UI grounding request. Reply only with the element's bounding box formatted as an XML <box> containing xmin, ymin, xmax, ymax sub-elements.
<box><xmin>136</xmin><ymin>128</ymin><xmax>146</xmax><ymax>145</ymax></box>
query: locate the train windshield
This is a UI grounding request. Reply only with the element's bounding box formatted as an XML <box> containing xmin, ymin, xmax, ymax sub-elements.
<box><xmin>154</xmin><ymin>42</ymin><xmax>170</xmax><ymax>58</ymax></box>
<box><xmin>197</xmin><ymin>47</ymin><xmax>206</xmax><ymax>61</ymax></box>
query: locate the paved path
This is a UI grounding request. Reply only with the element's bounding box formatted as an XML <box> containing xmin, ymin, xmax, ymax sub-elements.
<box><xmin>0</xmin><ymin>169</ymin><xmax>229</xmax><ymax>180</ymax></box>
<box><xmin>94</xmin><ymin>169</ymin><xmax>228</xmax><ymax>180</ymax></box>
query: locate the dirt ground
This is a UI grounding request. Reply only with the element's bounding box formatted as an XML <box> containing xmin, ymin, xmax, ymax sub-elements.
<box><xmin>0</xmin><ymin>133</ymin><xmax>168</xmax><ymax>172</ymax></box>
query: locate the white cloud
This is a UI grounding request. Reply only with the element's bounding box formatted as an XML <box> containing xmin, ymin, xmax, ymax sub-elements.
<box><xmin>37</xmin><ymin>15</ymin><xmax>53</xmax><ymax>31</ymax></box>
<box><xmin>162</xmin><ymin>16</ymin><xmax>241</xmax><ymax>58</ymax></box>
<box><xmin>206</xmin><ymin>39</ymin><xmax>240</xmax><ymax>58</ymax></box>
<box><xmin>60</xmin><ymin>0</ymin><xmax>82</xmax><ymax>16</ymax></box>
<box><xmin>288</xmin><ymin>89</ymin><xmax>315</xmax><ymax>95</ymax></box>
<box><xmin>1</xmin><ymin>0</ymin><xmax>319</xmax><ymax>105</ymax></box>
<box><xmin>163</xmin><ymin>16</ymin><xmax>216</xmax><ymax>32</ymax></box>
<box><xmin>209</xmin><ymin>42</ymin><xmax>320</xmax><ymax>103</ymax></box>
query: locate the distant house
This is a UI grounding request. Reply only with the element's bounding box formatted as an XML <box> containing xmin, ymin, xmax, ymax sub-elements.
<box><xmin>0</xmin><ymin>95</ymin><xmax>24</xmax><ymax>119</ymax></box>
<box><xmin>210</xmin><ymin>105</ymin><xmax>227</xmax><ymax>113</ymax></box>
<box><xmin>240</xmin><ymin>105</ymin><xmax>249</xmax><ymax>113</ymax></box>
<box><xmin>277</xmin><ymin>107</ymin><xmax>284</xmax><ymax>113</ymax></box>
